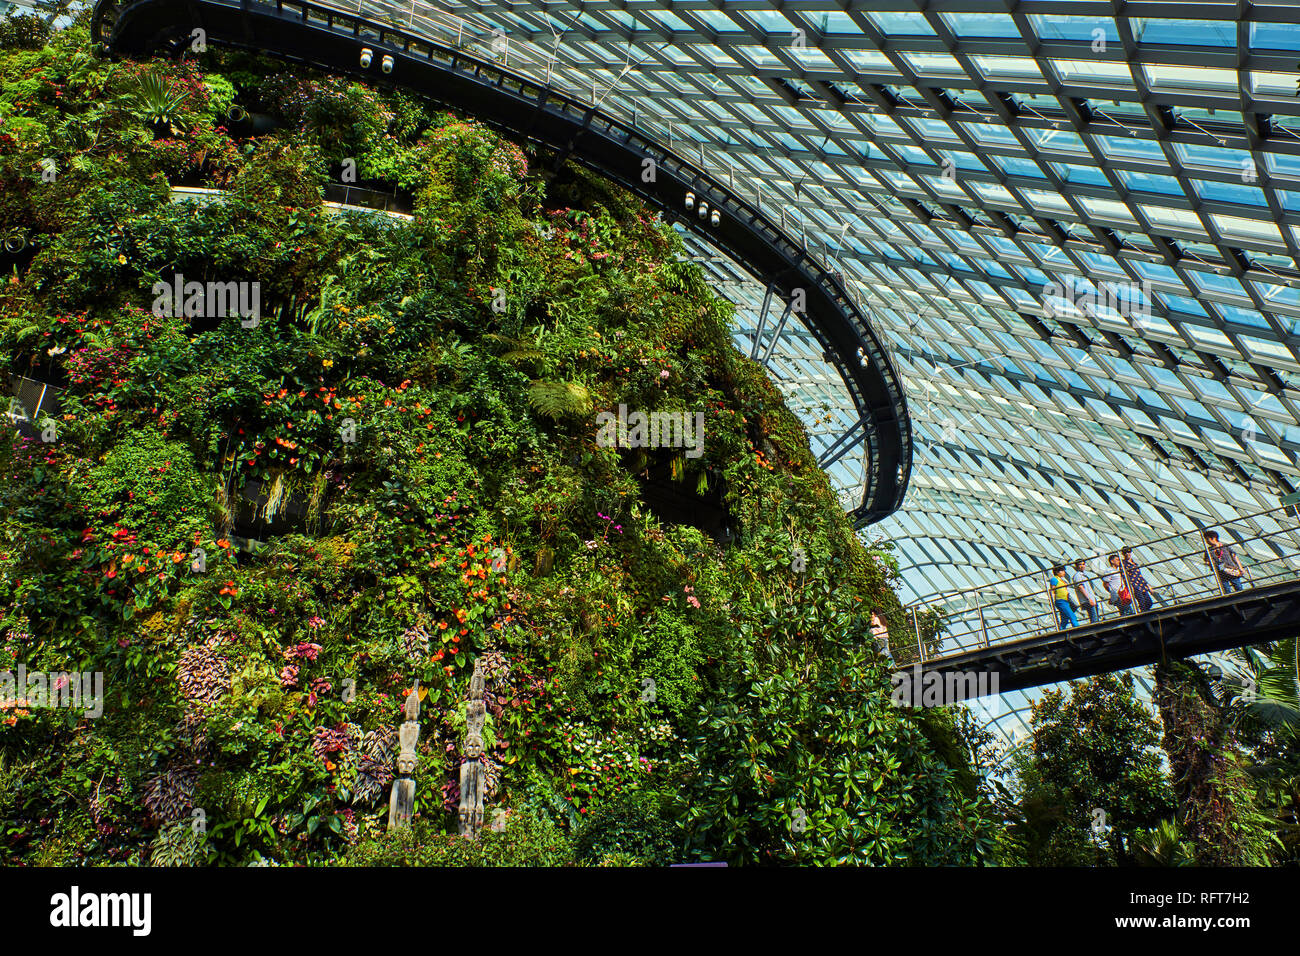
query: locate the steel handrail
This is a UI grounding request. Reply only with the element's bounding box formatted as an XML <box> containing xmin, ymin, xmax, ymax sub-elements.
<box><xmin>909</xmin><ymin>501</ymin><xmax>1300</xmax><ymax>614</ymax></box>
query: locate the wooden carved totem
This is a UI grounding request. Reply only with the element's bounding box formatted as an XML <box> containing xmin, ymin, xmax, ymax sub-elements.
<box><xmin>386</xmin><ymin>679</ymin><xmax>420</xmax><ymax>832</ymax></box>
<box><xmin>457</xmin><ymin>660</ymin><xmax>486</xmax><ymax>837</ymax></box>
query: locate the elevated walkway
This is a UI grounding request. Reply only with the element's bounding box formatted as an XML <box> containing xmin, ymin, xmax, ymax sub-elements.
<box><xmin>896</xmin><ymin>503</ymin><xmax>1300</xmax><ymax>696</ymax></box>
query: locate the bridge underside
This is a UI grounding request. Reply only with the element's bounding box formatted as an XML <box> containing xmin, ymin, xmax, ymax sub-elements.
<box><xmin>904</xmin><ymin>580</ymin><xmax>1300</xmax><ymax>698</ymax></box>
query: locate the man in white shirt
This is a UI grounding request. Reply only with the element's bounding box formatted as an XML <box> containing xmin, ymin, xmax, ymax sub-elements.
<box><xmin>1072</xmin><ymin>558</ymin><xmax>1099</xmax><ymax>623</ymax></box>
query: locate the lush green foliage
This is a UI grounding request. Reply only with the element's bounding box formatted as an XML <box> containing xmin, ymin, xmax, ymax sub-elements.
<box><xmin>996</xmin><ymin>674</ymin><xmax>1174</xmax><ymax>866</ymax></box>
<box><xmin>0</xmin><ymin>22</ymin><xmax>992</xmax><ymax>866</ymax></box>
<box><xmin>572</xmin><ymin>790</ymin><xmax>680</xmax><ymax>866</ymax></box>
<box><xmin>1151</xmin><ymin>662</ymin><xmax>1281</xmax><ymax>866</ymax></box>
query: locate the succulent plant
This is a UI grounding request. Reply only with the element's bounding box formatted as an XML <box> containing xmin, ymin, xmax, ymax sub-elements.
<box><xmin>134</xmin><ymin>74</ymin><xmax>189</xmax><ymax>133</ymax></box>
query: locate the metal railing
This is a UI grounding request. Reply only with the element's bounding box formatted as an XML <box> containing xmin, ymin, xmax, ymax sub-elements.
<box><xmin>903</xmin><ymin>503</ymin><xmax>1300</xmax><ymax>664</ymax></box>
<box><xmin>5</xmin><ymin>374</ymin><xmax>62</xmax><ymax>426</ymax></box>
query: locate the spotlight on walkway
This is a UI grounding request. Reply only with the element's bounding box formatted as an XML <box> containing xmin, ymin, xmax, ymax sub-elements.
<box><xmin>381</xmin><ymin>55</ymin><xmax>394</xmax><ymax>74</ymax></box>
<box><xmin>697</xmin><ymin>202</ymin><xmax>708</xmax><ymax>220</ymax></box>
<box><xmin>684</xmin><ymin>191</ymin><xmax>695</xmax><ymax>211</ymax></box>
<box><xmin>710</xmin><ymin>209</ymin><xmax>720</xmax><ymax>227</ymax></box>
<box><xmin>360</xmin><ymin>47</ymin><xmax>373</xmax><ymax>68</ymax></box>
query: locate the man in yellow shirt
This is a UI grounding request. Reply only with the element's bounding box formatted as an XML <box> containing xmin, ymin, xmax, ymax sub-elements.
<box><xmin>1050</xmin><ymin>564</ymin><xmax>1078</xmax><ymax>629</ymax></box>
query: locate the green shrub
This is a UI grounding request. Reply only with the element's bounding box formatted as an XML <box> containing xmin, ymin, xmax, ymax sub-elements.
<box><xmin>346</xmin><ymin>811</ymin><xmax>574</xmax><ymax>867</ymax></box>
<box><xmin>573</xmin><ymin>791</ymin><xmax>681</xmax><ymax>866</ymax></box>
<box><xmin>0</xmin><ymin>13</ymin><xmax>51</xmax><ymax>50</ymax></box>
<box><xmin>76</xmin><ymin>428</ymin><xmax>215</xmax><ymax>545</ymax></box>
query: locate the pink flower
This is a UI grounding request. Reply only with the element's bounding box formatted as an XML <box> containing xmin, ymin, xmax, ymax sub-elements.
<box><xmin>659</xmin><ymin>369</ymin><xmax>669</xmax><ymax>380</ymax></box>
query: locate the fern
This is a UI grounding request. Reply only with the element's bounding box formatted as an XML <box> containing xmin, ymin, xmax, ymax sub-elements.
<box><xmin>527</xmin><ymin>380</ymin><xmax>592</xmax><ymax>421</ymax></box>
<box><xmin>483</xmin><ymin>332</ymin><xmax>547</xmax><ymax>367</ymax></box>
<box><xmin>502</xmin><ymin>347</ymin><xmax>547</xmax><ymax>365</ymax></box>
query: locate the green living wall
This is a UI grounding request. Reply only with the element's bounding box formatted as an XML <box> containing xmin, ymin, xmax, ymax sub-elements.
<box><xmin>0</xmin><ymin>15</ymin><xmax>997</xmax><ymax>866</ymax></box>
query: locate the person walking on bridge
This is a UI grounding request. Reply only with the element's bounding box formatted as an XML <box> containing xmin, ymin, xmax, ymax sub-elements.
<box><xmin>1120</xmin><ymin>547</ymin><xmax>1154</xmax><ymax>613</ymax></box>
<box><xmin>1202</xmin><ymin>530</ymin><xmax>1246</xmax><ymax>594</ymax></box>
<box><xmin>1103</xmin><ymin>553</ymin><xmax>1135</xmax><ymax>616</ymax></box>
<box><xmin>869</xmin><ymin>606</ymin><xmax>893</xmax><ymax>662</ymax></box>
<box><xmin>1050</xmin><ymin>565</ymin><xmax>1079</xmax><ymax>629</ymax></box>
<box><xmin>1071</xmin><ymin>558</ymin><xmax>1100</xmax><ymax>623</ymax></box>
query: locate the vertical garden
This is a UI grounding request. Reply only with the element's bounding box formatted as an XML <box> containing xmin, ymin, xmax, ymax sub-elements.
<box><xmin>0</xmin><ymin>14</ymin><xmax>997</xmax><ymax>865</ymax></box>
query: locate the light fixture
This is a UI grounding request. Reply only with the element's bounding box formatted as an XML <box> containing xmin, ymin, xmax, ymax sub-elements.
<box><xmin>698</xmin><ymin>202</ymin><xmax>708</xmax><ymax>220</ymax></box>
<box><xmin>360</xmin><ymin>47</ymin><xmax>373</xmax><ymax>68</ymax></box>
<box><xmin>684</xmin><ymin>191</ymin><xmax>695</xmax><ymax>210</ymax></box>
<box><xmin>710</xmin><ymin>209</ymin><xmax>720</xmax><ymax>226</ymax></box>
<box><xmin>381</xmin><ymin>55</ymin><xmax>394</xmax><ymax>74</ymax></box>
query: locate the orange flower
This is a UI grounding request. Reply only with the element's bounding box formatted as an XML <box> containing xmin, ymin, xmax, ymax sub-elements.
<box><xmin>438</xmin><ymin>621</ymin><xmax>448</xmax><ymax>630</ymax></box>
<box><xmin>122</xmin><ymin>554</ymin><xmax>134</xmax><ymax>564</ymax></box>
